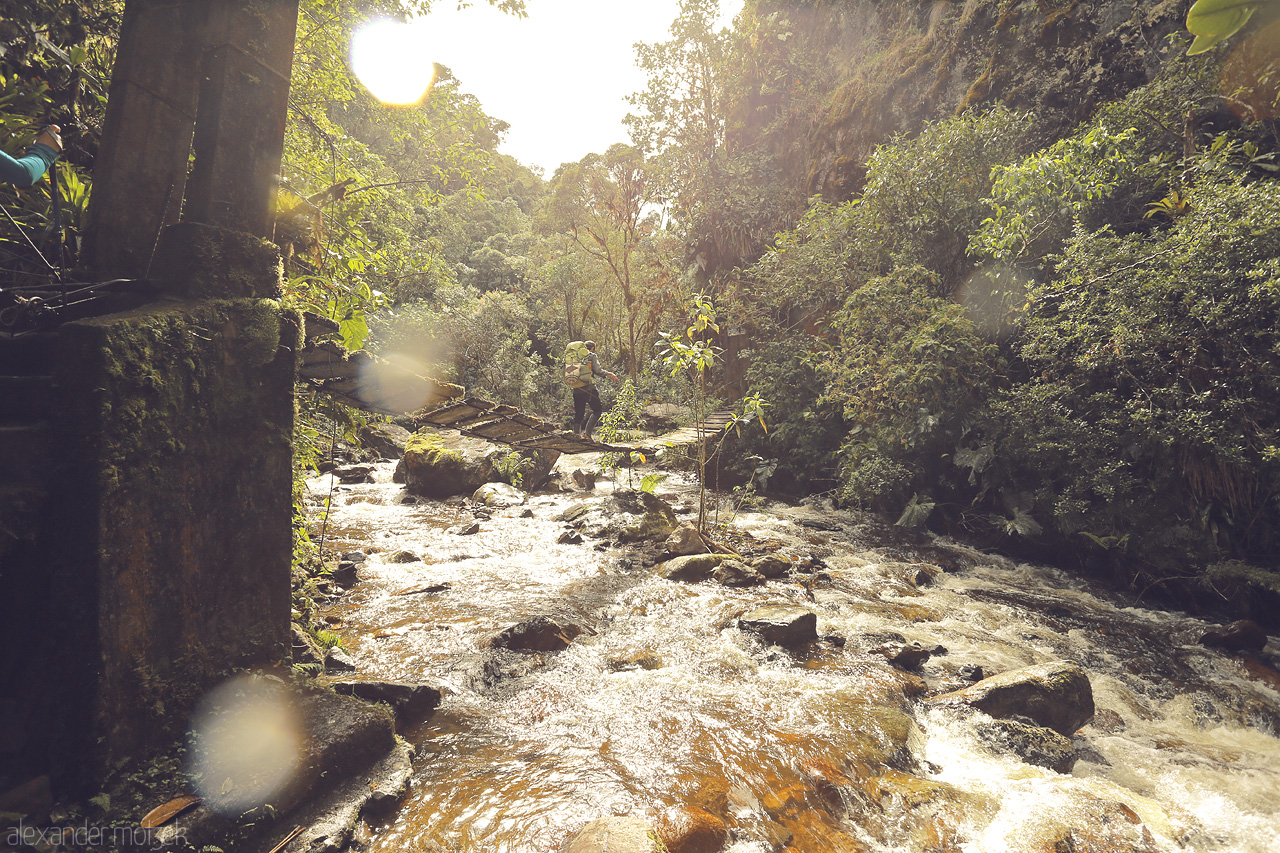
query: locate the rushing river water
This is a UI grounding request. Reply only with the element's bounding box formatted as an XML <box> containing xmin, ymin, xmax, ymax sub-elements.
<box><xmin>306</xmin><ymin>457</ymin><xmax>1280</xmax><ymax>853</ymax></box>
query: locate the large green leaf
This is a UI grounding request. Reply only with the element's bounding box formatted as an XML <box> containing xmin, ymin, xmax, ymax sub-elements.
<box><xmin>1185</xmin><ymin>0</ymin><xmax>1260</xmax><ymax>54</ymax></box>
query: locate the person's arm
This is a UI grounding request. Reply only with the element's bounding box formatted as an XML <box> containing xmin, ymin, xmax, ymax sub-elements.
<box><xmin>1</xmin><ymin>126</ymin><xmax>61</xmax><ymax>187</ymax></box>
<box><xmin>589</xmin><ymin>352</ymin><xmax>618</xmax><ymax>383</ymax></box>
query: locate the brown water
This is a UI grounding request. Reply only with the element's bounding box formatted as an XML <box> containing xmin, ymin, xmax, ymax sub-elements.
<box><xmin>306</xmin><ymin>460</ymin><xmax>1280</xmax><ymax>853</ymax></box>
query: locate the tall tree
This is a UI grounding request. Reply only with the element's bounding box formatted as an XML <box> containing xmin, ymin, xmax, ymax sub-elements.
<box><xmin>544</xmin><ymin>144</ymin><xmax>673</xmax><ymax>377</ymax></box>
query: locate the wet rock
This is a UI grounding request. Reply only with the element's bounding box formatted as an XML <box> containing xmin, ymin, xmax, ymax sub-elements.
<box><xmin>520</xmin><ymin>508</ymin><xmax>535</xmax><ymax>518</ymax></box>
<box><xmin>664</xmin><ymin>524</ymin><xmax>710</xmax><ymax>556</ymax></box>
<box><xmin>873</xmin><ymin>641</ymin><xmax>937</xmax><ymax>670</ymax></box>
<box><xmin>928</xmin><ymin>660</ymin><xmax>1095</xmax><ymax>736</ymax></box>
<box><xmin>653</xmin><ymin>806</ymin><xmax>727</xmax><ymax>853</ymax></box>
<box><xmin>563</xmin><ymin>817</ymin><xmax>665</xmax><ymax>853</ymax></box>
<box><xmin>739</xmin><ymin>605</ymin><xmax>818</xmax><ymax>648</ymax></box>
<box><xmin>570</xmin><ymin>468</ymin><xmax>599</xmax><ymax>491</ymax></box>
<box><xmin>390</xmin><ymin>549</ymin><xmax>420</xmax><ymax>563</ymax></box>
<box><xmin>657</xmin><ymin>553</ymin><xmax>728</xmax><ymax>582</ymax></box>
<box><xmin>958</xmin><ymin>664</ymin><xmax>985</xmax><ymax>682</ymax></box>
<box><xmin>878</xmin><ymin>561</ymin><xmax>940</xmax><ymax>588</ymax></box>
<box><xmin>751</xmin><ymin>553</ymin><xmax>792</xmax><ymax>578</ymax></box>
<box><xmin>557</xmin><ymin>528</ymin><xmax>584</xmax><ymax>545</ymax></box>
<box><xmin>557</xmin><ymin>491</ymin><xmax>679</xmax><ymax>543</ymax></box>
<box><xmin>473</xmin><ymin>482</ymin><xmax>526</xmax><ymax>508</ymax></box>
<box><xmin>332</xmin><ymin>464</ymin><xmax>375</xmax><ymax>484</ymax></box>
<box><xmin>359</xmin><ymin>422</ymin><xmax>412</xmax><ymax>459</ymax></box>
<box><xmin>491</xmin><ymin>615</ymin><xmax>583</xmax><ymax>652</ymax></box>
<box><xmin>713</xmin><ymin>559</ymin><xmax>765</xmax><ymax>587</ymax></box>
<box><xmin>330</xmin><ymin>560</ymin><xmax>359</xmax><ymax>588</ymax></box>
<box><xmin>292</xmin><ymin>625</ymin><xmax>324</xmax><ymax>667</ymax></box>
<box><xmin>446</xmin><ymin>521</ymin><xmax>481</xmax><ymax>535</ymax></box>
<box><xmin>825</xmin><ymin>696</ymin><xmax>924</xmax><ymax>769</ymax></box>
<box><xmin>330</xmin><ymin>680</ymin><xmax>442</xmax><ymax>724</ymax></box>
<box><xmin>1199</xmin><ymin>619</ymin><xmax>1267</xmax><ymax>653</ymax></box>
<box><xmin>974</xmin><ymin>717</ymin><xmax>1078</xmax><ymax>773</ymax></box>
<box><xmin>325</xmin><ymin>648</ymin><xmax>357</xmax><ymax>672</ymax></box>
<box><xmin>397</xmin><ymin>432</ymin><xmax>555</xmax><ymax>498</ymax></box>
<box><xmin>340</xmin><ymin>550</ymin><xmax>367</xmax><ymax>564</ymax></box>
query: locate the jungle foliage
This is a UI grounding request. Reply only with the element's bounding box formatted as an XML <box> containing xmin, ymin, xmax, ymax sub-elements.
<box><xmin>6</xmin><ymin>0</ymin><xmax>1280</xmax><ymax>609</ymax></box>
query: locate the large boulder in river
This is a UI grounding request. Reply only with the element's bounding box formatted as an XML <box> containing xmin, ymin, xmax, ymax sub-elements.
<box><xmin>556</xmin><ymin>490</ymin><xmax>679</xmax><ymax>543</ymax></box>
<box><xmin>739</xmin><ymin>605</ymin><xmax>818</xmax><ymax>649</ymax></box>
<box><xmin>395</xmin><ymin>431</ymin><xmax>555</xmax><ymax>497</ymax></box>
<box><xmin>657</xmin><ymin>553</ymin><xmax>727</xmax><ymax>582</ymax></box>
<box><xmin>564</xmin><ymin>817</ymin><xmax>666</xmax><ymax>853</ymax></box>
<box><xmin>360</xmin><ymin>422</ymin><xmax>412</xmax><ymax>459</ymax></box>
<box><xmin>928</xmin><ymin>660</ymin><xmax>1094</xmax><ymax>736</ymax></box>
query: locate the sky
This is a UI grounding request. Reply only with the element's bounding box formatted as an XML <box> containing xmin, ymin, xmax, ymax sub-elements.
<box><xmin>351</xmin><ymin>0</ymin><xmax>744</xmax><ymax>175</ymax></box>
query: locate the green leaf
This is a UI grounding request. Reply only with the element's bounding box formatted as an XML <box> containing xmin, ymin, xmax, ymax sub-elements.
<box><xmin>1185</xmin><ymin>0</ymin><xmax>1258</xmax><ymax>54</ymax></box>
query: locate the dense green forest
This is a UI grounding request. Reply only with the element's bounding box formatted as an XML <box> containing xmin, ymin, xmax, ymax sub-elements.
<box><xmin>3</xmin><ymin>0</ymin><xmax>1279</xmax><ymax>616</ymax></box>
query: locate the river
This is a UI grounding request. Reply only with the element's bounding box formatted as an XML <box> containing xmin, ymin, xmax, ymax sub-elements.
<box><xmin>305</xmin><ymin>456</ymin><xmax>1280</xmax><ymax>853</ymax></box>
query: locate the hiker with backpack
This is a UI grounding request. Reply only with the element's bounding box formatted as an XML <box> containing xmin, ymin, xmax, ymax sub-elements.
<box><xmin>563</xmin><ymin>339</ymin><xmax>618</xmax><ymax>436</ymax></box>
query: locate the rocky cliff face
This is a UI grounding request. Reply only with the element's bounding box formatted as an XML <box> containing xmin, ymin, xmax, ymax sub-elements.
<box><xmin>761</xmin><ymin>0</ymin><xmax>1190</xmax><ymax>198</ymax></box>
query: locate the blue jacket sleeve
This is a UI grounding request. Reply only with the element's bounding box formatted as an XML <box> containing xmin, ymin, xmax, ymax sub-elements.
<box><xmin>0</xmin><ymin>142</ymin><xmax>59</xmax><ymax>187</ymax></box>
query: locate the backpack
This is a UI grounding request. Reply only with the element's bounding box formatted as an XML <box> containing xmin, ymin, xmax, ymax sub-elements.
<box><xmin>563</xmin><ymin>341</ymin><xmax>593</xmax><ymax>388</ymax></box>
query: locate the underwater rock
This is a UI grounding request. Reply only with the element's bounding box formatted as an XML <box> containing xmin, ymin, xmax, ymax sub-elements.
<box><xmin>653</xmin><ymin>806</ymin><xmax>727</xmax><ymax>853</ymax></box>
<box><xmin>974</xmin><ymin>717</ymin><xmax>1078</xmax><ymax>773</ymax></box>
<box><xmin>563</xmin><ymin>817</ymin><xmax>666</xmax><ymax>853</ymax></box>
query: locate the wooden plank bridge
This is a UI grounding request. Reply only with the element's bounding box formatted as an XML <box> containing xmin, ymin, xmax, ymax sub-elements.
<box><xmin>297</xmin><ymin>332</ymin><xmax>734</xmax><ymax>456</ymax></box>
<box><xmin>411</xmin><ymin>398</ymin><xmax>736</xmax><ymax>457</ymax></box>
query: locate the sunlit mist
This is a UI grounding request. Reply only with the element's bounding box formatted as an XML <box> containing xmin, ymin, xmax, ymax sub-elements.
<box><xmin>358</xmin><ymin>351</ymin><xmax>452</xmax><ymax>414</ymax></box>
<box><xmin>350</xmin><ymin>18</ymin><xmax>438</xmax><ymax>104</ymax></box>
<box><xmin>188</xmin><ymin>675</ymin><xmax>302</xmax><ymax>814</ymax></box>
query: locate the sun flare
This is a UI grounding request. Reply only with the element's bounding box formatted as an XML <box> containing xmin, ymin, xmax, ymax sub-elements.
<box><xmin>350</xmin><ymin>18</ymin><xmax>437</xmax><ymax>105</ymax></box>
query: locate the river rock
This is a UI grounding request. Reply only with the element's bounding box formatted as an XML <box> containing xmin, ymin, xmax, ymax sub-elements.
<box><xmin>330</xmin><ymin>560</ymin><xmax>359</xmax><ymax>588</ymax></box>
<box><xmin>657</xmin><ymin>553</ymin><xmax>727</xmax><ymax>582</ymax></box>
<box><xmin>559</xmin><ymin>490</ymin><xmax>680</xmax><ymax>543</ymax></box>
<box><xmin>751</xmin><ymin>554</ymin><xmax>792</xmax><ymax>578</ymax></box>
<box><xmin>1199</xmin><ymin>619</ymin><xmax>1267</xmax><ymax>653</ymax></box>
<box><xmin>325</xmin><ymin>648</ymin><xmax>357</xmax><ymax>672</ymax></box>
<box><xmin>928</xmin><ymin>660</ymin><xmax>1095</xmax><ymax>736</ymax></box>
<box><xmin>664</xmin><ymin>524</ymin><xmax>710</xmax><ymax>556</ymax></box>
<box><xmin>974</xmin><ymin>718</ymin><xmax>1077</xmax><ymax>773</ymax></box>
<box><xmin>653</xmin><ymin>806</ymin><xmax>728</xmax><ymax>853</ymax></box>
<box><xmin>396</xmin><ymin>432</ymin><xmax>555</xmax><ymax>497</ymax></box>
<box><xmin>713</xmin><ymin>559</ymin><xmax>765</xmax><ymax>587</ymax></box>
<box><xmin>563</xmin><ymin>817</ymin><xmax>665</xmax><ymax>853</ymax></box>
<box><xmin>739</xmin><ymin>605</ymin><xmax>818</xmax><ymax>648</ymax></box>
<box><xmin>472</xmin><ymin>482</ymin><xmax>526</xmax><ymax>508</ymax></box>
<box><xmin>360</xmin><ymin>422</ymin><xmax>412</xmax><ymax>458</ymax></box>
<box><xmin>330</xmin><ymin>680</ymin><xmax>442</xmax><ymax>723</ymax></box>
<box><xmin>332</xmin><ymin>463</ymin><xmax>375</xmax><ymax>484</ymax></box>
<box><xmin>491</xmin><ymin>615</ymin><xmax>583</xmax><ymax>652</ymax></box>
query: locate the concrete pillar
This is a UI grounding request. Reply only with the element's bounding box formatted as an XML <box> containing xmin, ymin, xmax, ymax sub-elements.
<box><xmin>184</xmin><ymin>1</ymin><xmax>300</xmax><ymax>237</ymax></box>
<box><xmin>81</xmin><ymin>0</ymin><xmax>207</xmax><ymax>280</ymax></box>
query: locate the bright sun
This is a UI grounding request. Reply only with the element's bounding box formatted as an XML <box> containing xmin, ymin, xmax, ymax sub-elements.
<box><xmin>350</xmin><ymin>18</ymin><xmax>437</xmax><ymax>105</ymax></box>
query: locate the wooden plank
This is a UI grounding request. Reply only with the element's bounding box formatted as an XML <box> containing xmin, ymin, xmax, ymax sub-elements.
<box><xmin>464</xmin><ymin>421</ymin><xmax>546</xmax><ymax>443</ymax></box>
<box><xmin>416</xmin><ymin>400</ymin><xmax>494</xmax><ymax>426</ymax></box>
